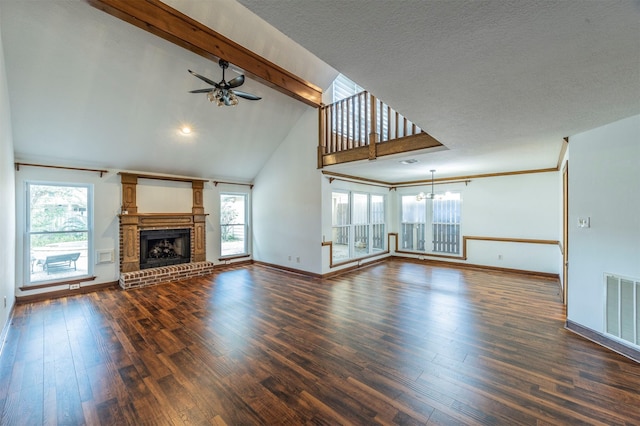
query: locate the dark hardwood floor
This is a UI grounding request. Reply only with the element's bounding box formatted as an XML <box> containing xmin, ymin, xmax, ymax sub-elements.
<box><xmin>1</xmin><ymin>260</ymin><xmax>639</xmax><ymax>425</ymax></box>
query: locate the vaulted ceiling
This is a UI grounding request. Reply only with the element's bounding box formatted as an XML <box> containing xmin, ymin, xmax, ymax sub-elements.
<box><xmin>2</xmin><ymin>0</ymin><xmax>639</xmax><ymax>182</ymax></box>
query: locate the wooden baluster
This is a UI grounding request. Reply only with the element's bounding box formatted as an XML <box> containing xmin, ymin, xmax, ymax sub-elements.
<box><xmin>327</xmin><ymin>106</ymin><xmax>332</xmax><ymax>154</ymax></box>
<box><xmin>318</xmin><ymin>106</ymin><xmax>325</xmax><ymax>168</ymax></box>
<box><xmin>364</xmin><ymin>92</ymin><xmax>369</xmax><ymax>146</ymax></box>
<box><xmin>378</xmin><ymin>99</ymin><xmax>383</xmax><ymax>139</ymax></box>
<box><xmin>356</xmin><ymin>93</ymin><xmax>362</xmax><ymax>147</ymax></box>
<box><xmin>412</xmin><ymin>122</ymin><xmax>417</xmax><ymax>136</ymax></box>
<box><xmin>341</xmin><ymin>99</ymin><xmax>346</xmax><ymax>151</ymax></box>
<box><xmin>386</xmin><ymin>104</ymin><xmax>391</xmax><ymax>141</ymax></box>
<box><xmin>328</xmin><ymin>105</ymin><xmax>334</xmax><ymax>154</ymax></box>
<box><xmin>395</xmin><ymin>111</ymin><xmax>399</xmax><ymax>140</ymax></box>
<box><xmin>346</xmin><ymin>96</ymin><xmax>351</xmax><ymax>149</ymax></box>
<box><xmin>369</xmin><ymin>93</ymin><xmax>377</xmax><ymax>160</ymax></box>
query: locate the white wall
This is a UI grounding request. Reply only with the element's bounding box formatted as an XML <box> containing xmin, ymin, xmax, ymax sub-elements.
<box><xmin>252</xmin><ymin>107</ymin><xmax>323</xmax><ymax>274</ymax></box>
<box><xmin>0</xmin><ymin>17</ymin><xmax>16</xmax><ymax>339</ymax></box>
<box><xmin>567</xmin><ymin>114</ymin><xmax>640</xmax><ymax>332</ymax></box>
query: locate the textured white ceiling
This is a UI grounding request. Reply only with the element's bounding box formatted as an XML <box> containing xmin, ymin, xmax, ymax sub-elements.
<box><xmin>239</xmin><ymin>0</ymin><xmax>640</xmax><ymax>180</ymax></box>
<box><xmin>2</xmin><ymin>0</ymin><xmax>639</xmax><ymax>182</ymax></box>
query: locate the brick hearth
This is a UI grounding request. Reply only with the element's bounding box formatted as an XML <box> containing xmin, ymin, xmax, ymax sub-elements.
<box><xmin>119</xmin><ymin>261</ymin><xmax>215</xmax><ymax>289</ymax></box>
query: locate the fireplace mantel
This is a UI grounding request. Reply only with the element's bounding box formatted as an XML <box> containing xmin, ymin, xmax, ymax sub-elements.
<box><xmin>118</xmin><ymin>173</ymin><xmax>208</xmax><ymax>273</ymax></box>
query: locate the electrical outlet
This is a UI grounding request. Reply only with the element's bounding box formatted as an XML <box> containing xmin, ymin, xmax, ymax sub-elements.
<box><xmin>70</xmin><ymin>283</ymin><xmax>80</xmax><ymax>290</ymax></box>
<box><xmin>296</xmin><ymin>257</ymin><xmax>300</xmax><ymax>263</ymax></box>
<box><xmin>288</xmin><ymin>255</ymin><xmax>292</xmax><ymax>261</ymax></box>
<box><xmin>3</xmin><ymin>296</ymin><xmax>6</xmax><ymax>308</ymax></box>
<box><xmin>498</xmin><ymin>254</ymin><xmax>503</xmax><ymax>260</ymax></box>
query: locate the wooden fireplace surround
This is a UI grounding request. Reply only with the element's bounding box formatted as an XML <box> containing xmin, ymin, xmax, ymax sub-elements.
<box><xmin>118</xmin><ymin>173</ymin><xmax>207</xmax><ymax>273</ymax></box>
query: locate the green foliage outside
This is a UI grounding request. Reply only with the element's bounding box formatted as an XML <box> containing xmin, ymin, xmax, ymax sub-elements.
<box><xmin>29</xmin><ymin>184</ymin><xmax>88</xmax><ymax>248</ymax></box>
<box><xmin>220</xmin><ymin>199</ymin><xmax>239</xmax><ymax>242</ymax></box>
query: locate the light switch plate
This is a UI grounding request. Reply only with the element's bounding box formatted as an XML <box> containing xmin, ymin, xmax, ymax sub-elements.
<box><xmin>577</xmin><ymin>217</ymin><xmax>590</xmax><ymax>228</ymax></box>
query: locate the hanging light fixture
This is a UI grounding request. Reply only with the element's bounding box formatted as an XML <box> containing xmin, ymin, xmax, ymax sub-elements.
<box><xmin>417</xmin><ymin>169</ymin><xmax>437</xmax><ymax>201</ymax></box>
<box><xmin>207</xmin><ymin>87</ymin><xmax>239</xmax><ymax>107</ymax></box>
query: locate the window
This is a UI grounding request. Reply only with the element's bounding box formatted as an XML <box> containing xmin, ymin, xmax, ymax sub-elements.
<box><xmin>26</xmin><ymin>182</ymin><xmax>92</xmax><ymax>284</ymax></box>
<box><xmin>331</xmin><ymin>191</ymin><xmax>386</xmax><ymax>263</ymax></box>
<box><xmin>332</xmin><ymin>74</ymin><xmax>363</xmax><ymax>103</ymax></box>
<box><xmin>432</xmin><ymin>194</ymin><xmax>462</xmax><ymax>254</ymax></box>
<box><xmin>220</xmin><ymin>193</ymin><xmax>248</xmax><ymax>257</ymax></box>
<box><xmin>400</xmin><ymin>192</ymin><xmax>461</xmax><ymax>255</ymax></box>
<box><xmin>331</xmin><ymin>192</ymin><xmax>350</xmax><ymax>262</ymax></box>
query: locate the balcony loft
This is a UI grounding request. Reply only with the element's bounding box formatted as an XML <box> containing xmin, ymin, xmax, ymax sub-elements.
<box><xmin>318</xmin><ymin>91</ymin><xmax>443</xmax><ymax>168</ymax></box>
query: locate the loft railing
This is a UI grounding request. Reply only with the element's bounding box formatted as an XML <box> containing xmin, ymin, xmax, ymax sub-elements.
<box><xmin>319</xmin><ymin>91</ymin><xmax>423</xmax><ymax>154</ymax></box>
<box><xmin>318</xmin><ymin>91</ymin><xmax>441</xmax><ymax>168</ymax></box>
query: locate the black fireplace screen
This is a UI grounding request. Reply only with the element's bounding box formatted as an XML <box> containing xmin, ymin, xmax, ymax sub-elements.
<box><xmin>139</xmin><ymin>228</ymin><xmax>191</xmax><ymax>269</ymax></box>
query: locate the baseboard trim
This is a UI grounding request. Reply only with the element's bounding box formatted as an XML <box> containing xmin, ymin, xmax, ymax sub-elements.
<box><xmin>253</xmin><ymin>261</ymin><xmax>322</xmax><ymax>278</ymax></box>
<box><xmin>565</xmin><ymin>319</ymin><xmax>640</xmax><ymax>364</ymax></box>
<box><xmin>0</xmin><ymin>302</ymin><xmax>16</xmax><ymax>359</ymax></box>
<box><xmin>216</xmin><ymin>259</ymin><xmax>254</xmax><ymax>270</ymax></box>
<box><xmin>321</xmin><ymin>257</ymin><xmax>388</xmax><ymax>278</ymax></box>
<box><xmin>16</xmin><ymin>281</ymin><xmax>119</xmax><ymax>304</ymax></box>
<box><xmin>253</xmin><ymin>257</ymin><xmax>388</xmax><ymax>279</ymax></box>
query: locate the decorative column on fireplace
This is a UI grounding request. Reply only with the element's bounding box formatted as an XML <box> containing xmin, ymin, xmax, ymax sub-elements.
<box><xmin>118</xmin><ymin>173</ymin><xmax>208</xmax><ymax>273</ymax></box>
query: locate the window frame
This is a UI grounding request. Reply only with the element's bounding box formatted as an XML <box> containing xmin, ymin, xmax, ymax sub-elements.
<box><xmin>25</xmin><ymin>181</ymin><xmax>94</xmax><ymax>285</ymax></box>
<box><xmin>331</xmin><ymin>190</ymin><xmax>386</xmax><ymax>263</ymax></box>
<box><xmin>219</xmin><ymin>192</ymin><xmax>250</xmax><ymax>258</ymax></box>
<box><xmin>400</xmin><ymin>191</ymin><xmax>462</xmax><ymax>255</ymax></box>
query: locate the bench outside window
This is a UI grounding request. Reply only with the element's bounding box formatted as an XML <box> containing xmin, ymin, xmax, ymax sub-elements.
<box><xmin>43</xmin><ymin>252</ymin><xmax>81</xmax><ymax>274</ymax></box>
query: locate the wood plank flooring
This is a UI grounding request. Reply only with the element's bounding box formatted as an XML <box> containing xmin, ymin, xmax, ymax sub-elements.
<box><xmin>1</xmin><ymin>260</ymin><xmax>639</xmax><ymax>425</ymax></box>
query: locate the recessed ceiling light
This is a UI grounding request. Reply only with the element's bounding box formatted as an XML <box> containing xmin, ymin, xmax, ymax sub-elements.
<box><xmin>180</xmin><ymin>126</ymin><xmax>192</xmax><ymax>135</ymax></box>
<box><xmin>400</xmin><ymin>159</ymin><xmax>418</xmax><ymax>165</ymax></box>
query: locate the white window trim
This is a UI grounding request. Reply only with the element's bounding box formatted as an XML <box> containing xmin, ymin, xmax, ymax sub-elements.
<box><xmin>219</xmin><ymin>192</ymin><xmax>250</xmax><ymax>258</ymax></box>
<box><xmin>25</xmin><ymin>181</ymin><xmax>94</xmax><ymax>285</ymax></box>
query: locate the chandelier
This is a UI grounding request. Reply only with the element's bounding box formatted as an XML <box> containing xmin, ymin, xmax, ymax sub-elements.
<box><xmin>207</xmin><ymin>87</ymin><xmax>239</xmax><ymax>107</ymax></box>
<box><xmin>417</xmin><ymin>169</ymin><xmax>437</xmax><ymax>201</ymax></box>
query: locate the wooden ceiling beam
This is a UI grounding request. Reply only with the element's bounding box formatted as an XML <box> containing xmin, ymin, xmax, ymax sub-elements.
<box><xmin>86</xmin><ymin>0</ymin><xmax>322</xmax><ymax>107</ymax></box>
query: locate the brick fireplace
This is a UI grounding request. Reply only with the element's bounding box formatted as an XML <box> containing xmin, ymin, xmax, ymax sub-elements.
<box><xmin>118</xmin><ymin>173</ymin><xmax>215</xmax><ymax>289</ymax></box>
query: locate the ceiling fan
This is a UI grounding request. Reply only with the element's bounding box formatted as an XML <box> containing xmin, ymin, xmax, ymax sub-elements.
<box><xmin>188</xmin><ymin>59</ymin><xmax>261</xmax><ymax>106</ymax></box>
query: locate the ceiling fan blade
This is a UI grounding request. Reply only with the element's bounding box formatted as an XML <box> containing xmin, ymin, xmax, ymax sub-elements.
<box><xmin>188</xmin><ymin>88</ymin><xmax>213</xmax><ymax>93</ymax></box>
<box><xmin>188</xmin><ymin>69</ymin><xmax>218</xmax><ymax>87</ymax></box>
<box><xmin>233</xmin><ymin>90</ymin><xmax>261</xmax><ymax>101</ymax></box>
<box><xmin>227</xmin><ymin>75</ymin><xmax>245</xmax><ymax>88</ymax></box>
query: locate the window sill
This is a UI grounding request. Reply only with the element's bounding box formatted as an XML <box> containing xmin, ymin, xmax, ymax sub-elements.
<box><xmin>20</xmin><ymin>275</ymin><xmax>97</xmax><ymax>291</ymax></box>
<box><xmin>218</xmin><ymin>254</ymin><xmax>251</xmax><ymax>262</ymax></box>
<box><xmin>331</xmin><ymin>250</ymin><xmax>389</xmax><ymax>268</ymax></box>
<box><xmin>395</xmin><ymin>250</ymin><xmax>464</xmax><ymax>260</ymax></box>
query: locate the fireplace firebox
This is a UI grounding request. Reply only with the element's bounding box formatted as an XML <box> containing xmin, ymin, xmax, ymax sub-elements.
<box><xmin>140</xmin><ymin>228</ymin><xmax>191</xmax><ymax>269</ymax></box>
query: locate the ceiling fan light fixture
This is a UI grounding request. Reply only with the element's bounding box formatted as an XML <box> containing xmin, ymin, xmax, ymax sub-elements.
<box><xmin>228</xmin><ymin>91</ymin><xmax>239</xmax><ymax>106</ymax></box>
<box><xmin>189</xmin><ymin>59</ymin><xmax>260</xmax><ymax>107</ymax></box>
